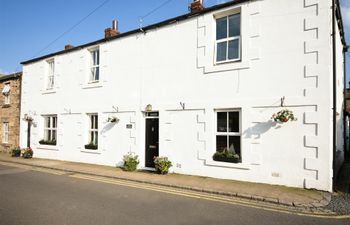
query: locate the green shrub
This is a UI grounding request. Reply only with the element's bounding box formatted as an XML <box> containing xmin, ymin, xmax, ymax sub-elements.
<box><xmin>123</xmin><ymin>153</ymin><xmax>139</xmax><ymax>171</ymax></box>
<box><xmin>213</xmin><ymin>148</ymin><xmax>240</xmax><ymax>163</ymax></box>
<box><xmin>84</xmin><ymin>143</ymin><xmax>98</xmax><ymax>150</ymax></box>
<box><xmin>154</xmin><ymin>156</ymin><xmax>172</xmax><ymax>175</ymax></box>
<box><xmin>10</xmin><ymin>147</ymin><xmax>21</xmax><ymax>157</ymax></box>
<box><xmin>39</xmin><ymin>139</ymin><xmax>56</xmax><ymax>146</ymax></box>
<box><xmin>22</xmin><ymin>148</ymin><xmax>33</xmax><ymax>159</ymax></box>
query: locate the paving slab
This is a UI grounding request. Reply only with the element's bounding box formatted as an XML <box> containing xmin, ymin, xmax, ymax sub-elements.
<box><xmin>0</xmin><ymin>153</ymin><xmax>326</xmax><ymax>208</ymax></box>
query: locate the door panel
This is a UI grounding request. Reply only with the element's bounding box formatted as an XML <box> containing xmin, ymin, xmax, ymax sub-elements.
<box><xmin>145</xmin><ymin>118</ymin><xmax>159</xmax><ymax>167</ymax></box>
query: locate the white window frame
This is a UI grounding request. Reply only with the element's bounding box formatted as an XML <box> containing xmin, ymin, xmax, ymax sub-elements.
<box><xmin>3</xmin><ymin>82</ymin><xmax>10</xmax><ymax>104</ymax></box>
<box><xmin>47</xmin><ymin>59</ymin><xmax>55</xmax><ymax>89</ymax></box>
<box><xmin>43</xmin><ymin>115</ymin><xmax>57</xmax><ymax>142</ymax></box>
<box><xmin>88</xmin><ymin>114</ymin><xmax>98</xmax><ymax>146</ymax></box>
<box><xmin>2</xmin><ymin>122</ymin><xmax>9</xmax><ymax>143</ymax></box>
<box><xmin>215</xmin><ymin>109</ymin><xmax>241</xmax><ymax>154</ymax></box>
<box><xmin>214</xmin><ymin>13</ymin><xmax>241</xmax><ymax>64</ymax></box>
<box><xmin>89</xmin><ymin>48</ymin><xmax>100</xmax><ymax>83</ymax></box>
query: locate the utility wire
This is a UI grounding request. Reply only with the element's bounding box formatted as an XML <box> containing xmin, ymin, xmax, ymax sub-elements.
<box><xmin>139</xmin><ymin>0</ymin><xmax>175</xmax><ymax>28</ymax></box>
<box><xmin>31</xmin><ymin>0</ymin><xmax>110</xmax><ymax>59</ymax></box>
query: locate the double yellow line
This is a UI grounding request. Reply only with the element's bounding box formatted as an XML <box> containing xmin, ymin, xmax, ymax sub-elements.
<box><xmin>69</xmin><ymin>174</ymin><xmax>350</xmax><ymax>220</ymax></box>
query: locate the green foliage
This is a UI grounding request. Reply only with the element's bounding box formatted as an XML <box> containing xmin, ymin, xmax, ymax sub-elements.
<box><xmin>39</xmin><ymin>139</ymin><xmax>56</xmax><ymax>145</ymax></box>
<box><xmin>154</xmin><ymin>156</ymin><xmax>172</xmax><ymax>175</ymax></box>
<box><xmin>22</xmin><ymin>148</ymin><xmax>33</xmax><ymax>159</ymax></box>
<box><xmin>10</xmin><ymin>147</ymin><xmax>21</xmax><ymax>157</ymax></box>
<box><xmin>84</xmin><ymin>143</ymin><xmax>98</xmax><ymax>150</ymax></box>
<box><xmin>271</xmin><ymin>109</ymin><xmax>297</xmax><ymax>123</ymax></box>
<box><xmin>123</xmin><ymin>153</ymin><xmax>139</xmax><ymax>171</ymax></box>
<box><xmin>213</xmin><ymin>148</ymin><xmax>240</xmax><ymax>163</ymax></box>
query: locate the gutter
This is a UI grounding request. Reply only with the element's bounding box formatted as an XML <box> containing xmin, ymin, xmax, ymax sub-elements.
<box><xmin>343</xmin><ymin>47</ymin><xmax>349</xmax><ymax>159</ymax></box>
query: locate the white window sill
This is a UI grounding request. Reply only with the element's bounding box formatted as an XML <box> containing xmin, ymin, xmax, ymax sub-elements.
<box><xmin>82</xmin><ymin>82</ymin><xmax>103</xmax><ymax>89</ymax></box>
<box><xmin>42</xmin><ymin>89</ymin><xmax>56</xmax><ymax>95</ymax></box>
<box><xmin>37</xmin><ymin>145</ymin><xmax>59</xmax><ymax>151</ymax></box>
<box><xmin>81</xmin><ymin>149</ymin><xmax>101</xmax><ymax>154</ymax></box>
<box><xmin>205</xmin><ymin>159</ymin><xmax>250</xmax><ymax>170</ymax></box>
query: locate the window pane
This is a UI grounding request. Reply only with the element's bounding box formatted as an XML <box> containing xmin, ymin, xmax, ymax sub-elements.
<box><xmin>229</xmin><ymin>136</ymin><xmax>241</xmax><ymax>156</ymax></box>
<box><xmin>228</xmin><ymin>39</ymin><xmax>239</xmax><ymax>60</ymax></box>
<box><xmin>216</xmin><ymin>17</ymin><xmax>227</xmax><ymax>40</ymax></box>
<box><xmin>94</xmin><ymin>131</ymin><xmax>98</xmax><ymax>145</ymax></box>
<box><xmin>48</xmin><ymin>130</ymin><xmax>51</xmax><ymax>141</ymax></box>
<box><xmin>216</xmin><ymin>135</ymin><xmax>227</xmax><ymax>152</ymax></box>
<box><xmin>90</xmin><ymin>115</ymin><xmax>94</xmax><ymax>129</ymax></box>
<box><xmin>96</xmin><ymin>50</ymin><xmax>100</xmax><ymax>65</ymax></box>
<box><xmin>52</xmin><ymin>130</ymin><xmax>57</xmax><ymax>141</ymax></box>
<box><xmin>217</xmin><ymin>112</ymin><xmax>227</xmax><ymax>132</ymax></box>
<box><xmin>95</xmin><ymin>67</ymin><xmax>100</xmax><ymax>81</ymax></box>
<box><xmin>94</xmin><ymin>115</ymin><xmax>98</xmax><ymax>129</ymax></box>
<box><xmin>53</xmin><ymin>117</ymin><xmax>57</xmax><ymax>128</ymax></box>
<box><xmin>229</xmin><ymin>14</ymin><xmax>240</xmax><ymax>37</ymax></box>
<box><xmin>228</xmin><ymin>112</ymin><xmax>239</xmax><ymax>132</ymax></box>
<box><xmin>46</xmin><ymin>117</ymin><xmax>50</xmax><ymax>128</ymax></box>
<box><xmin>216</xmin><ymin>42</ymin><xmax>227</xmax><ymax>62</ymax></box>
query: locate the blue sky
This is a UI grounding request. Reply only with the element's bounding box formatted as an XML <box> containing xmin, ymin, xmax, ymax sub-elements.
<box><xmin>0</xmin><ymin>0</ymin><xmax>349</xmax><ymax>82</ymax></box>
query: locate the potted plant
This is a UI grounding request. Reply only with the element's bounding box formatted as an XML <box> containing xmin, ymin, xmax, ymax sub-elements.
<box><xmin>107</xmin><ymin>115</ymin><xmax>119</xmax><ymax>123</ymax></box>
<box><xmin>22</xmin><ymin>147</ymin><xmax>33</xmax><ymax>159</ymax></box>
<box><xmin>271</xmin><ymin>109</ymin><xmax>297</xmax><ymax>123</ymax></box>
<box><xmin>154</xmin><ymin>156</ymin><xmax>172</xmax><ymax>175</ymax></box>
<box><xmin>39</xmin><ymin>139</ymin><xmax>56</xmax><ymax>146</ymax></box>
<box><xmin>84</xmin><ymin>143</ymin><xmax>98</xmax><ymax>150</ymax></box>
<box><xmin>213</xmin><ymin>148</ymin><xmax>240</xmax><ymax>163</ymax></box>
<box><xmin>10</xmin><ymin>147</ymin><xmax>21</xmax><ymax>157</ymax></box>
<box><xmin>123</xmin><ymin>152</ymin><xmax>139</xmax><ymax>171</ymax></box>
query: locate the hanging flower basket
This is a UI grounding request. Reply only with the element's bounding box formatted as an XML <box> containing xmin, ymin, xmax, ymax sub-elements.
<box><xmin>271</xmin><ymin>109</ymin><xmax>297</xmax><ymax>123</ymax></box>
<box><xmin>107</xmin><ymin>116</ymin><xmax>119</xmax><ymax>123</ymax></box>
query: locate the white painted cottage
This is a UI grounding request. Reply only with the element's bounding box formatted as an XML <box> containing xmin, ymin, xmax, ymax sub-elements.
<box><xmin>20</xmin><ymin>0</ymin><xmax>347</xmax><ymax>192</ymax></box>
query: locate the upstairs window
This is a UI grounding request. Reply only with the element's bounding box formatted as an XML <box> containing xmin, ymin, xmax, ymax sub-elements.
<box><xmin>47</xmin><ymin>60</ymin><xmax>55</xmax><ymax>89</ymax></box>
<box><xmin>2</xmin><ymin>83</ymin><xmax>10</xmax><ymax>104</ymax></box>
<box><xmin>215</xmin><ymin>13</ymin><xmax>241</xmax><ymax>63</ymax></box>
<box><xmin>90</xmin><ymin>48</ymin><xmax>100</xmax><ymax>82</ymax></box>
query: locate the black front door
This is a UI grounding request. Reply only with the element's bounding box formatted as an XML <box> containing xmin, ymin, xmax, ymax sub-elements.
<box><xmin>145</xmin><ymin>118</ymin><xmax>159</xmax><ymax>168</ymax></box>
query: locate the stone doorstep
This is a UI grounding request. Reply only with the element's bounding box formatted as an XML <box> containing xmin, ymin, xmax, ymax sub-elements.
<box><xmin>0</xmin><ymin>157</ymin><xmax>330</xmax><ymax>210</ymax></box>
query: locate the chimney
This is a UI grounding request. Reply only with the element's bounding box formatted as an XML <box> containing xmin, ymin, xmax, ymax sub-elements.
<box><xmin>64</xmin><ymin>44</ymin><xmax>74</xmax><ymax>50</ymax></box>
<box><xmin>190</xmin><ymin>0</ymin><xmax>204</xmax><ymax>13</ymax></box>
<box><xmin>105</xmin><ymin>19</ymin><xmax>120</xmax><ymax>39</ymax></box>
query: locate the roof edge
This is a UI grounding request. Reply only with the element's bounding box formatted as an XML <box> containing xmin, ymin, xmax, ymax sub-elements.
<box><xmin>0</xmin><ymin>72</ymin><xmax>22</xmax><ymax>82</ymax></box>
<box><xmin>21</xmin><ymin>0</ymin><xmax>251</xmax><ymax>65</ymax></box>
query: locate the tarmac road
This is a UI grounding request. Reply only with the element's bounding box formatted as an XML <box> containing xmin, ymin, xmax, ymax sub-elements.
<box><xmin>0</xmin><ymin>164</ymin><xmax>349</xmax><ymax>225</ymax></box>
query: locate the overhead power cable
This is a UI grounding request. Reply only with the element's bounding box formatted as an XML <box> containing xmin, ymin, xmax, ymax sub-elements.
<box><xmin>31</xmin><ymin>0</ymin><xmax>110</xmax><ymax>59</ymax></box>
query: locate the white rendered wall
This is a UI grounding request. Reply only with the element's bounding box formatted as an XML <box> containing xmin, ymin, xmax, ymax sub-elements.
<box><xmin>20</xmin><ymin>0</ymin><xmax>338</xmax><ymax>191</ymax></box>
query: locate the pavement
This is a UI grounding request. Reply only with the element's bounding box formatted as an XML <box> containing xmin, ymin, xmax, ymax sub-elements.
<box><xmin>0</xmin><ymin>152</ymin><xmax>333</xmax><ymax>210</ymax></box>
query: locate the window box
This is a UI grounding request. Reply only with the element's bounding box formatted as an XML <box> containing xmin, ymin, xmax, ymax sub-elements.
<box><xmin>84</xmin><ymin>143</ymin><xmax>98</xmax><ymax>150</ymax></box>
<box><xmin>39</xmin><ymin>139</ymin><xmax>56</xmax><ymax>146</ymax></box>
<box><xmin>213</xmin><ymin>150</ymin><xmax>240</xmax><ymax>163</ymax></box>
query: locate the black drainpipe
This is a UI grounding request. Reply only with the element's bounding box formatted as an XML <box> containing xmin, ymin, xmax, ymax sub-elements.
<box><xmin>332</xmin><ymin>0</ymin><xmax>337</xmax><ymax>189</ymax></box>
<box><xmin>344</xmin><ymin>48</ymin><xmax>349</xmax><ymax>160</ymax></box>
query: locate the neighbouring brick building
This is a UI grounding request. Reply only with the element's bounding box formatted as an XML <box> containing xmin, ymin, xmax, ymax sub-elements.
<box><xmin>0</xmin><ymin>72</ymin><xmax>22</xmax><ymax>153</ymax></box>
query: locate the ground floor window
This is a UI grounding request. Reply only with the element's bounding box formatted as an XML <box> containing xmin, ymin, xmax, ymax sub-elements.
<box><xmin>39</xmin><ymin>115</ymin><xmax>57</xmax><ymax>145</ymax></box>
<box><xmin>213</xmin><ymin>110</ymin><xmax>241</xmax><ymax>163</ymax></box>
<box><xmin>2</xmin><ymin>122</ymin><xmax>9</xmax><ymax>143</ymax></box>
<box><xmin>85</xmin><ymin>114</ymin><xmax>98</xmax><ymax>150</ymax></box>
